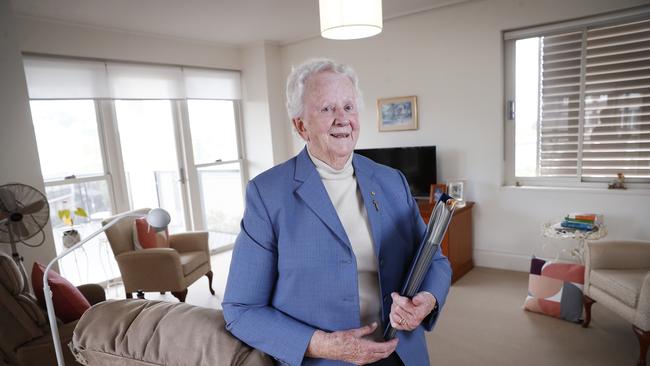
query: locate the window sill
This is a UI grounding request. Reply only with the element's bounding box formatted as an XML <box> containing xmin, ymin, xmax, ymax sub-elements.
<box><xmin>500</xmin><ymin>185</ymin><xmax>650</xmax><ymax>196</ymax></box>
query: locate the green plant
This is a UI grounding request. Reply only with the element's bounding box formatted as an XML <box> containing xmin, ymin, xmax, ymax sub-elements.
<box><xmin>57</xmin><ymin>207</ymin><xmax>88</xmax><ymax>227</ymax></box>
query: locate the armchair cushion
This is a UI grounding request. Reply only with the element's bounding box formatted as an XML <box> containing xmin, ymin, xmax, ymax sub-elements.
<box><xmin>116</xmin><ymin>249</ymin><xmax>185</xmax><ymax>292</ymax></box>
<box><xmin>133</xmin><ymin>217</ymin><xmax>169</xmax><ymax>250</ymax></box>
<box><xmin>179</xmin><ymin>251</ymin><xmax>207</xmax><ymax>276</ymax></box>
<box><xmin>590</xmin><ymin>268</ymin><xmax>646</xmax><ymax>308</ymax></box>
<box><xmin>169</xmin><ymin>231</ymin><xmax>209</xmax><ymax>253</ymax></box>
<box><xmin>31</xmin><ymin>262</ymin><xmax>90</xmax><ymax>323</ymax></box>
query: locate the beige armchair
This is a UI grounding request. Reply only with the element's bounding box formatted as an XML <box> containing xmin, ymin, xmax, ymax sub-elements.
<box><xmin>583</xmin><ymin>240</ymin><xmax>650</xmax><ymax>366</ymax></box>
<box><xmin>103</xmin><ymin>208</ymin><xmax>214</xmax><ymax>302</ymax></box>
<box><xmin>0</xmin><ymin>253</ymin><xmax>105</xmax><ymax>366</ymax></box>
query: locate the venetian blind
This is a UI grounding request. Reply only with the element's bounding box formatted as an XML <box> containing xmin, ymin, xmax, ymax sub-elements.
<box><xmin>538</xmin><ymin>17</ymin><xmax>650</xmax><ymax>181</ymax></box>
<box><xmin>581</xmin><ymin>19</ymin><xmax>650</xmax><ymax>180</ymax></box>
<box><xmin>539</xmin><ymin>30</ymin><xmax>583</xmax><ymax>177</ymax></box>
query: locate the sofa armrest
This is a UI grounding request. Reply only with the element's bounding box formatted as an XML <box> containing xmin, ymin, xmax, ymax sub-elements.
<box><xmin>72</xmin><ymin>300</ymin><xmax>273</xmax><ymax>366</ymax></box>
<box><xmin>116</xmin><ymin>249</ymin><xmax>185</xmax><ymax>292</ymax></box>
<box><xmin>169</xmin><ymin>231</ymin><xmax>209</xmax><ymax>254</ymax></box>
<box><xmin>76</xmin><ymin>284</ymin><xmax>106</xmax><ymax>306</ymax></box>
<box><xmin>634</xmin><ymin>272</ymin><xmax>650</xmax><ymax>331</ymax></box>
<box><xmin>586</xmin><ymin>240</ymin><xmax>650</xmax><ymax>270</ymax></box>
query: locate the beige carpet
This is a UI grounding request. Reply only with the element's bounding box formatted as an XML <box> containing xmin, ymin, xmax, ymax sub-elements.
<box><xmin>428</xmin><ymin>267</ymin><xmax>642</xmax><ymax>366</ymax></box>
<box><xmin>108</xmin><ymin>253</ymin><xmax>643</xmax><ymax>366</ymax></box>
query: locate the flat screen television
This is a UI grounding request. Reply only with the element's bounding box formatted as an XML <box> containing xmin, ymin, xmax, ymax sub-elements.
<box><xmin>355</xmin><ymin>146</ymin><xmax>436</xmax><ymax>198</ymax></box>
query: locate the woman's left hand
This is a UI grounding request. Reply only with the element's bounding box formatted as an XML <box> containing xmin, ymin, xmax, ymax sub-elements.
<box><xmin>389</xmin><ymin>291</ymin><xmax>437</xmax><ymax>331</ymax></box>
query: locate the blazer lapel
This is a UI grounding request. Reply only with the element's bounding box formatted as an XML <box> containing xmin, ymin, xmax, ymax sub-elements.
<box><xmin>353</xmin><ymin>155</ymin><xmax>383</xmax><ymax>257</ymax></box>
<box><xmin>294</xmin><ymin>148</ymin><xmax>351</xmax><ymax>249</ymax></box>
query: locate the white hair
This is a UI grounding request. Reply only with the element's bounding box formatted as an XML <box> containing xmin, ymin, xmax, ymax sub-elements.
<box><xmin>285</xmin><ymin>58</ymin><xmax>363</xmax><ymax>120</ymax></box>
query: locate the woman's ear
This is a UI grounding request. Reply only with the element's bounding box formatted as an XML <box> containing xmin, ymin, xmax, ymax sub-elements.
<box><xmin>292</xmin><ymin>117</ymin><xmax>309</xmax><ymax>141</ymax></box>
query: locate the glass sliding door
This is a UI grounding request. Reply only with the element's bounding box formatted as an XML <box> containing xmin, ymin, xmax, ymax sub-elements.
<box><xmin>30</xmin><ymin>100</ymin><xmax>119</xmax><ymax>286</ymax></box>
<box><xmin>114</xmin><ymin>100</ymin><xmax>187</xmax><ymax>233</ymax></box>
<box><xmin>187</xmin><ymin>100</ymin><xmax>244</xmax><ymax>251</ymax></box>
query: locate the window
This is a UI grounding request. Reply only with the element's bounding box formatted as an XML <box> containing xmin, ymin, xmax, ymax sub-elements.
<box><xmin>114</xmin><ymin>100</ymin><xmax>187</xmax><ymax>234</ymax></box>
<box><xmin>187</xmin><ymin>100</ymin><xmax>244</xmax><ymax>250</ymax></box>
<box><xmin>30</xmin><ymin>99</ymin><xmax>118</xmax><ymax>286</ymax></box>
<box><xmin>25</xmin><ymin>56</ymin><xmax>244</xmax><ymax>286</ymax></box>
<box><xmin>504</xmin><ymin>10</ymin><xmax>650</xmax><ymax>187</ymax></box>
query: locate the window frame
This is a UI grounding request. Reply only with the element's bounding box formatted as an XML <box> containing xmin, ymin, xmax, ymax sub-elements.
<box><xmin>503</xmin><ymin>6</ymin><xmax>650</xmax><ymax>189</ymax></box>
<box><xmin>26</xmin><ymin>56</ymin><xmax>248</xmax><ymax>259</ymax></box>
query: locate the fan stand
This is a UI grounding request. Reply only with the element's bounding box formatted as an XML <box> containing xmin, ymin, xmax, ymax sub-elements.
<box><xmin>5</xmin><ymin>222</ymin><xmax>31</xmax><ymax>292</ymax></box>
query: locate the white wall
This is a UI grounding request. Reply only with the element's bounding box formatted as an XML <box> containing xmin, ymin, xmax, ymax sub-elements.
<box><xmin>241</xmin><ymin>43</ymin><xmax>280</xmax><ymax>179</ymax></box>
<box><xmin>279</xmin><ymin>0</ymin><xmax>650</xmax><ymax>271</ymax></box>
<box><xmin>16</xmin><ymin>16</ymin><xmax>240</xmax><ymax>70</ymax></box>
<box><xmin>0</xmin><ymin>0</ymin><xmax>58</xmax><ymax>273</ymax></box>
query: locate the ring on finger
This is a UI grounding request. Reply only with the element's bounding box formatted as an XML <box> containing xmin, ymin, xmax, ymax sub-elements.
<box><xmin>399</xmin><ymin>317</ymin><xmax>406</xmax><ymax>326</ymax></box>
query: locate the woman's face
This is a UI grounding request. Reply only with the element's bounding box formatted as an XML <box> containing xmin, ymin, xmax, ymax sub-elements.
<box><xmin>293</xmin><ymin>71</ymin><xmax>360</xmax><ymax>168</ymax></box>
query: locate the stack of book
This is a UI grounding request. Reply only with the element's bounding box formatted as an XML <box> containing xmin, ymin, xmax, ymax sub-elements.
<box><xmin>560</xmin><ymin>213</ymin><xmax>603</xmax><ymax>232</ymax></box>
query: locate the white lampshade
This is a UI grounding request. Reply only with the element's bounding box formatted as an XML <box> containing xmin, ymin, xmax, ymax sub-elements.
<box><xmin>146</xmin><ymin>208</ymin><xmax>171</xmax><ymax>232</ymax></box>
<box><xmin>319</xmin><ymin>0</ymin><xmax>383</xmax><ymax>40</ymax></box>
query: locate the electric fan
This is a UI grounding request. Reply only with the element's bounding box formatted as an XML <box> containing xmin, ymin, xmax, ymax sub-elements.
<box><xmin>0</xmin><ymin>183</ymin><xmax>50</xmax><ymax>288</ymax></box>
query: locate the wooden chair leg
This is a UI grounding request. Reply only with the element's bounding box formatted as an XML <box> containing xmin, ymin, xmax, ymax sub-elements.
<box><xmin>206</xmin><ymin>270</ymin><xmax>215</xmax><ymax>295</ymax></box>
<box><xmin>582</xmin><ymin>295</ymin><xmax>596</xmax><ymax>328</ymax></box>
<box><xmin>633</xmin><ymin>325</ymin><xmax>649</xmax><ymax>366</ymax></box>
<box><xmin>171</xmin><ymin>289</ymin><xmax>188</xmax><ymax>302</ymax></box>
<box><xmin>125</xmin><ymin>292</ymin><xmax>132</xmax><ymax>299</ymax></box>
<box><xmin>136</xmin><ymin>290</ymin><xmax>145</xmax><ymax>299</ymax></box>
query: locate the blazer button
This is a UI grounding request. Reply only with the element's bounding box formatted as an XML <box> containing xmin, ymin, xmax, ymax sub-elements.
<box><xmin>383</xmin><ymin>294</ymin><xmax>390</xmax><ymax>303</ymax></box>
<box><xmin>379</xmin><ymin>259</ymin><xmax>385</xmax><ymax>267</ymax></box>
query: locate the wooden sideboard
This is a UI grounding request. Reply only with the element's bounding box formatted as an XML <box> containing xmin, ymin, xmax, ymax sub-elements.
<box><xmin>417</xmin><ymin>200</ymin><xmax>475</xmax><ymax>283</ymax></box>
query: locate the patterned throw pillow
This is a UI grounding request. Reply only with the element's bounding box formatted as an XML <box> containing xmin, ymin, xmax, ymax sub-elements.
<box><xmin>132</xmin><ymin>217</ymin><xmax>169</xmax><ymax>250</ymax></box>
<box><xmin>523</xmin><ymin>257</ymin><xmax>585</xmax><ymax>323</ymax></box>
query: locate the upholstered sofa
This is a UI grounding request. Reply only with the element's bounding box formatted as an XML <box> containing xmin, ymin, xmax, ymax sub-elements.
<box><xmin>71</xmin><ymin>299</ymin><xmax>273</xmax><ymax>365</ymax></box>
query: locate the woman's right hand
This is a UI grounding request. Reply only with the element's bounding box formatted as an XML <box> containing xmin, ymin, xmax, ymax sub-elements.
<box><xmin>305</xmin><ymin>322</ymin><xmax>399</xmax><ymax>365</ymax></box>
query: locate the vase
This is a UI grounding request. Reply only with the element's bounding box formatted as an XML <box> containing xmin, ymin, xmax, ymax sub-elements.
<box><xmin>62</xmin><ymin>229</ymin><xmax>81</xmax><ymax>248</ymax></box>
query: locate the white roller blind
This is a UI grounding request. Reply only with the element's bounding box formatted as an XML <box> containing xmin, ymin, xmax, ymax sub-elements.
<box><xmin>23</xmin><ymin>56</ymin><xmax>242</xmax><ymax>101</ymax></box>
<box><xmin>106</xmin><ymin>62</ymin><xmax>185</xmax><ymax>99</ymax></box>
<box><xmin>183</xmin><ymin>68</ymin><xmax>241</xmax><ymax>100</ymax></box>
<box><xmin>23</xmin><ymin>57</ymin><xmax>109</xmax><ymax>99</ymax></box>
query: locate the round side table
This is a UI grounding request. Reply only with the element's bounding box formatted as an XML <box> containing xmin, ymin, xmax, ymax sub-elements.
<box><xmin>541</xmin><ymin>222</ymin><xmax>608</xmax><ymax>263</ymax></box>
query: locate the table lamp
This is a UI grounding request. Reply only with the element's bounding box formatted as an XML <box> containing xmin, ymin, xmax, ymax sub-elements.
<box><xmin>43</xmin><ymin>208</ymin><xmax>171</xmax><ymax>366</ymax></box>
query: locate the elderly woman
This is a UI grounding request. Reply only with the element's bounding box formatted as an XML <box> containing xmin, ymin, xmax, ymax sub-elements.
<box><xmin>223</xmin><ymin>59</ymin><xmax>451</xmax><ymax>366</ymax></box>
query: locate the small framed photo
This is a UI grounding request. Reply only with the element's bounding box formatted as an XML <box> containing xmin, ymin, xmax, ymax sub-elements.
<box><xmin>447</xmin><ymin>180</ymin><xmax>466</xmax><ymax>207</ymax></box>
<box><xmin>429</xmin><ymin>183</ymin><xmax>447</xmax><ymax>204</ymax></box>
<box><xmin>377</xmin><ymin>96</ymin><xmax>418</xmax><ymax>132</ymax></box>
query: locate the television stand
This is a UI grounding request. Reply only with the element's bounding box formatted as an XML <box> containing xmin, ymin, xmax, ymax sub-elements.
<box><xmin>417</xmin><ymin>200</ymin><xmax>474</xmax><ymax>283</ymax></box>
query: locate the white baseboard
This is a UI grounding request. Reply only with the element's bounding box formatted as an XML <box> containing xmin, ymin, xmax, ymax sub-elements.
<box><xmin>473</xmin><ymin>249</ymin><xmax>531</xmax><ymax>272</ymax></box>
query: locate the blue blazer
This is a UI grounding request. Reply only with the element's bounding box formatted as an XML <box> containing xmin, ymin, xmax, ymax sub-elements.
<box><xmin>223</xmin><ymin>148</ymin><xmax>452</xmax><ymax>366</ymax></box>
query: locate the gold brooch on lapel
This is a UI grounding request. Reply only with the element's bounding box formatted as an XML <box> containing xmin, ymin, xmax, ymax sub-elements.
<box><xmin>371</xmin><ymin>191</ymin><xmax>379</xmax><ymax>212</ymax></box>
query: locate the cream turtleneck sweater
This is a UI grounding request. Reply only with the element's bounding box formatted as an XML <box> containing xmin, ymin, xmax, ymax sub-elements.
<box><xmin>307</xmin><ymin>148</ymin><xmax>382</xmax><ymax>338</ymax></box>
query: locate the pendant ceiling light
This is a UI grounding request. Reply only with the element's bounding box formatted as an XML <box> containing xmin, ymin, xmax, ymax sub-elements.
<box><xmin>319</xmin><ymin>0</ymin><xmax>383</xmax><ymax>40</ymax></box>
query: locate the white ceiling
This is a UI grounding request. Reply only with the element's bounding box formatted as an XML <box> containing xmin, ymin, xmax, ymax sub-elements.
<box><xmin>11</xmin><ymin>0</ymin><xmax>473</xmax><ymax>46</ymax></box>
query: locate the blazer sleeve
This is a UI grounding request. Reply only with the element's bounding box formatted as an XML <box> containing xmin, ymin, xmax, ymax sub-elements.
<box><xmin>399</xmin><ymin>172</ymin><xmax>452</xmax><ymax>331</ymax></box>
<box><xmin>222</xmin><ymin>180</ymin><xmax>316</xmax><ymax>366</ymax></box>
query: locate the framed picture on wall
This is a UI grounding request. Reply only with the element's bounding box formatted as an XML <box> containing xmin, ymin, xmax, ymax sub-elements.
<box><xmin>377</xmin><ymin>96</ymin><xmax>418</xmax><ymax>132</ymax></box>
